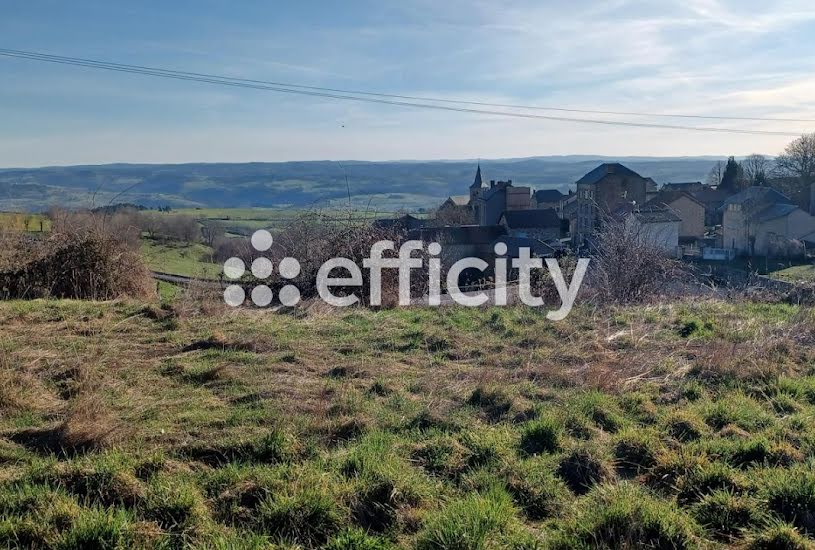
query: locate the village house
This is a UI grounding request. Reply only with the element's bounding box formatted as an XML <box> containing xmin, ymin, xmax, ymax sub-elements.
<box><xmin>533</xmin><ymin>189</ymin><xmax>565</xmax><ymax>210</ymax></box>
<box><xmin>645</xmin><ymin>190</ymin><xmax>706</xmax><ymax>240</ymax></box>
<box><xmin>722</xmin><ymin>186</ymin><xmax>815</xmax><ymax>257</ymax></box>
<box><xmin>465</xmin><ymin>164</ymin><xmax>534</xmax><ymax>225</ymax></box>
<box><xmin>691</xmin><ymin>187</ymin><xmax>730</xmax><ymax>227</ymax></box>
<box><xmin>574</xmin><ymin>163</ymin><xmax>650</xmax><ymax>245</ymax></box>
<box><xmin>498</xmin><ymin>208</ymin><xmax>563</xmax><ymax>242</ymax></box>
<box><xmin>624</xmin><ymin>206</ymin><xmax>681</xmax><ymax>254</ymax></box>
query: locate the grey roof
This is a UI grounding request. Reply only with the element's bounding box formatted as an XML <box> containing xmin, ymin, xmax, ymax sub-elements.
<box><xmin>663</xmin><ymin>181</ymin><xmax>703</xmax><ymax>191</ymax></box>
<box><xmin>691</xmin><ymin>187</ymin><xmax>730</xmax><ymax>205</ymax></box>
<box><xmin>645</xmin><ymin>189</ymin><xmax>705</xmax><ymax>208</ymax></box>
<box><xmin>576</xmin><ymin>163</ymin><xmax>644</xmax><ymax>185</ymax></box>
<box><xmin>722</xmin><ymin>186</ymin><xmax>792</xmax><ymax>207</ymax></box>
<box><xmin>533</xmin><ymin>189</ymin><xmax>565</xmax><ymax>203</ymax></box>
<box><xmin>446</xmin><ymin>195</ymin><xmax>470</xmax><ymax>206</ymax></box>
<box><xmin>632</xmin><ymin>208</ymin><xmax>681</xmax><ymax>224</ymax></box>
<box><xmin>470</xmin><ymin>164</ymin><xmax>484</xmax><ymax>189</ymax></box>
<box><xmin>499</xmin><ymin>208</ymin><xmax>561</xmax><ymax>229</ymax></box>
<box><xmin>372</xmin><ymin>214</ymin><xmax>426</xmax><ymax>231</ymax></box>
<box><xmin>755</xmin><ymin>203</ymin><xmax>799</xmax><ymax>223</ymax></box>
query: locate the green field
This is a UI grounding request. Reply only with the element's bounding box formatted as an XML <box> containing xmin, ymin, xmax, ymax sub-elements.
<box><xmin>2</xmin><ymin>299</ymin><xmax>815</xmax><ymax>548</ymax></box>
<box><xmin>771</xmin><ymin>264</ymin><xmax>815</xmax><ymax>283</ymax></box>
<box><xmin>140</xmin><ymin>240</ymin><xmax>221</xmax><ymax>279</ymax></box>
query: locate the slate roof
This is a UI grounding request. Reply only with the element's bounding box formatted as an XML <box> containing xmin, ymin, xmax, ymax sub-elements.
<box><xmin>499</xmin><ymin>208</ymin><xmax>561</xmax><ymax>229</ymax></box>
<box><xmin>470</xmin><ymin>164</ymin><xmax>484</xmax><ymax>189</ymax></box>
<box><xmin>576</xmin><ymin>163</ymin><xmax>644</xmax><ymax>185</ymax></box>
<box><xmin>446</xmin><ymin>195</ymin><xmax>470</xmax><ymax>206</ymax></box>
<box><xmin>645</xmin><ymin>190</ymin><xmax>705</xmax><ymax>208</ymax></box>
<box><xmin>632</xmin><ymin>208</ymin><xmax>681</xmax><ymax>224</ymax></box>
<box><xmin>722</xmin><ymin>186</ymin><xmax>792</xmax><ymax>208</ymax></box>
<box><xmin>533</xmin><ymin>189</ymin><xmax>565</xmax><ymax>203</ymax></box>
<box><xmin>755</xmin><ymin>203</ymin><xmax>799</xmax><ymax>223</ymax></box>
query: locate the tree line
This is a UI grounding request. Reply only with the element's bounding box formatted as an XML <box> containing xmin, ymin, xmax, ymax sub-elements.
<box><xmin>707</xmin><ymin>133</ymin><xmax>815</xmax><ymax>209</ymax></box>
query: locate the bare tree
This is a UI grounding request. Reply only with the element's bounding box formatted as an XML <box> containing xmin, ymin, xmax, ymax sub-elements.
<box><xmin>590</xmin><ymin>214</ymin><xmax>686</xmax><ymax>304</ymax></box>
<box><xmin>774</xmin><ymin>133</ymin><xmax>815</xmax><ymax>209</ymax></box>
<box><xmin>742</xmin><ymin>154</ymin><xmax>770</xmax><ymax>186</ymax></box>
<box><xmin>706</xmin><ymin>161</ymin><xmax>725</xmax><ymax>187</ymax></box>
<box><xmin>200</xmin><ymin>220</ymin><xmax>226</xmax><ymax>247</ymax></box>
<box><xmin>22</xmin><ymin>215</ymin><xmax>33</xmax><ymax>232</ymax></box>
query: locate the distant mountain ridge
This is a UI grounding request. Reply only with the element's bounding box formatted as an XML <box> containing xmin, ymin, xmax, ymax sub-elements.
<box><xmin>0</xmin><ymin>156</ymin><xmax>722</xmax><ymax>212</ymax></box>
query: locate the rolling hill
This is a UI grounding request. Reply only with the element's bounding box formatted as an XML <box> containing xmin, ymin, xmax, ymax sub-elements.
<box><xmin>0</xmin><ymin>156</ymin><xmax>720</xmax><ymax>212</ymax></box>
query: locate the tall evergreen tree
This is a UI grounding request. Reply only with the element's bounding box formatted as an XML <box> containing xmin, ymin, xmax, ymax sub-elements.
<box><xmin>719</xmin><ymin>156</ymin><xmax>745</xmax><ymax>192</ymax></box>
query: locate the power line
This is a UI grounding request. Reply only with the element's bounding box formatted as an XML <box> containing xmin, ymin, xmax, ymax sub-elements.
<box><xmin>2</xmin><ymin>47</ymin><xmax>813</xmax><ymax>125</ymax></box>
<box><xmin>0</xmin><ymin>47</ymin><xmax>806</xmax><ymax>137</ymax></box>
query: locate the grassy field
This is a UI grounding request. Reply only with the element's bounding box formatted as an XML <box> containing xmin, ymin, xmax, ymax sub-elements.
<box><xmin>0</xmin><ymin>213</ymin><xmax>51</xmax><ymax>232</ymax></box>
<box><xmin>141</xmin><ymin>240</ymin><xmax>221</xmax><ymax>279</ymax></box>
<box><xmin>771</xmin><ymin>264</ymin><xmax>815</xmax><ymax>284</ymax></box>
<box><xmin>1</xmin><ymin>298</ymin><xmax>815</xmax><ymax>548</ymax></box>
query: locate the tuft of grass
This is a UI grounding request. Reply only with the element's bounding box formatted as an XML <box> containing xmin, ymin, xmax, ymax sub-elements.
<box><xmin>502</xmin><ymin>459</ymin><xmax>571</xmax><ymax>520</ymax></box>
<box><xmin>662</xmin><ymin>410</ymin><xmax>709</xmax><ymax>442</ymax></box>
<box><xmin>256</xmin><ymin>483</ymin><xmax>344</xmax><ymax>547</ymax></box>
<box><xmin>416</xmin><ymin>487</ymin><xmax>516</xmax><ymax>550</ymax></box>
<box><xmin>743</xmin><ymin>521</ymin><xmax>815</xmax><ymax>550</ymax></box>
<box><xmin>556</xmin><ymin>442</ymin><xmax>615</xmax><ymax>495</ymax></box>
<box><xmin>548</xmin><ymin>482</ymin><xmax>700</xmax><ymax>549</ymax></box>
<box><xmin>692</xmin><ymin>489</ymin><xmax>765</xmax><ymax>541</ymax></box>
<box><xmin>324</xmin><ymin>527</ymin><xmax>394</xmax><ymax>550</ymax></box>
<box><xmin>567</xmin><ymin>391</ymin><xmax>627</xmax><ymax>433</ymax></box>
<box><xmin>519</xmin><ymin>415</ymin><xmax>563</xmax><ymax>456</ymax></box>
<box><xmin>467</xmin><ymin>386</ymin><xmax>515</xmax><ymax>422</ymax></box>
<box><xmin>612</xmin><ymin>428</ymin><xmax>662</xmax><ymax>476</ymax></box>
<box><xmin>759</xmin><ymin>467</ymin><xmax>815</xmax><ymax>535</ymax></box>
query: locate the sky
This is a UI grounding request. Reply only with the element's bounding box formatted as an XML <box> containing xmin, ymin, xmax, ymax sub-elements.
<box><xmin>1</xmin><ymin>0</ymin><xmax>815</xmax><ymax>167</ymax></box>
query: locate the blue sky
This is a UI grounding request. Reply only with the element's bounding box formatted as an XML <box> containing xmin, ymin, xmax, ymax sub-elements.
<box><xmin>2</xmin><ymin>0</ymin><xmax>815</xmax><ymax>166</ymax></box>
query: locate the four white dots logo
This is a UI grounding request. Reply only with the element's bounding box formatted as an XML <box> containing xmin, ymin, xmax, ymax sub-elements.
<box><xmin>222</xmin><ymin>230</ymin><xmax>301</xmax><ymax>307</ymax></box>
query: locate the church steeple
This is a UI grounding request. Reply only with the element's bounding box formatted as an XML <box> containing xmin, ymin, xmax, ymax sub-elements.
<box><xmin>470</xmin><ymin>162</ymin><xmax>483</xmax><ymax>189</ymax></box>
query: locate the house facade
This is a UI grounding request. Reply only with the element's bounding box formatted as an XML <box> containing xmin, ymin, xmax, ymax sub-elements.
<box><xmin>722</xmin><ymin>187</ymin><xmax>815</xmax><ymax>256</ymax></box>
<box><xmin>625</xmin><ymin>208</ymin><xmax>681</xmax><ymax>254</ymax></box>
<box><xmin>646</xmin><ymin>190</ymin><xmax>706</xmax><ymax>239</ymax></box>
<box><xmin>574</xmin><ymin>163</ymin><xmax>649</xmax><ymax>244</ymax></box>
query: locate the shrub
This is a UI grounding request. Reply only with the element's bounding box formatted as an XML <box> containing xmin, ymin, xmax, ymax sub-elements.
<box><xmin>549</xmin><ymin>483</ymin><xmax>700</xmax><ymax>549</ymax></box>
<box><xmin>0</xmin><ymin>224</ymin><xmax>152</xmax><ymax>300</ymax></box>
<box><xmin>519</xmin><ymin>416</ymin><xmax>562</xmax><ymax>456</ymax></box>
<box><xmin>416</xmin><ymin>488</ymin><xmax>516</xmax><ymax>550</ymax></box>
<box><xmin>556</xmin><ymin>442</ymin><xmax>615</xmax><ymax>495</ymax></box>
